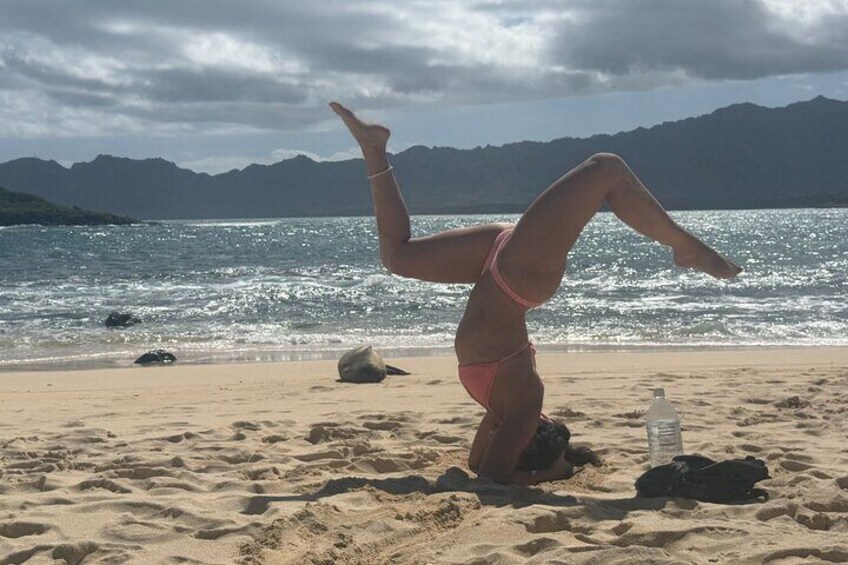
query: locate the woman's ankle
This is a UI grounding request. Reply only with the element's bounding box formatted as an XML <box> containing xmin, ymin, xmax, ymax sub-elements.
<box><xmin>362</xmin><ymin>147</ymin><xmax>390</xmax><ymax>175</ymax></box>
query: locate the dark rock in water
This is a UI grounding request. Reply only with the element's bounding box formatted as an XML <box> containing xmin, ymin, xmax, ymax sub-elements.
<box><xmin>105</xmin><ymin>311</ymin><xmax>141</xmax><ymax>328</ymax></box>
<box><xmin>135</xmin><ymin>349</ymin><xmax>176</xmax><ymax>365</ymax></box>
<box><xmin>337</xmin><ymin>346</ymin><xmax>386</xmax><ymax>383</ymax></box>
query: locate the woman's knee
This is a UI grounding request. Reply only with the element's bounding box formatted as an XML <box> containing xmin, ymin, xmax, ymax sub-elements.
<box><xmin>587</xmin><ymin>152</ymin><xmax>627</xmax><ymax>174</ymax></box>
<box><xmin>380</xmin><ymin>245</ymin><xmax>403</xmax><ymax>275</ymax></box>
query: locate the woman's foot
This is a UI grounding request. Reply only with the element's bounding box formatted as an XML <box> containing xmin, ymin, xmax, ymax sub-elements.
<box><xmin>673</xmin><ymin>238</ymin><xmax>742</xmax><ymax>279</ymax></box>
<box><xmin>329</xmin><ymin>102</ymin><xmax>390</xmax><ymax>149</ymax></box>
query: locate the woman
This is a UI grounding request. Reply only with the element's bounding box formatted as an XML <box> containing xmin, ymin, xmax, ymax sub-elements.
<box><xmin>330</xmin><ymin>102</ymin><xmax>741</xmax><ymax>485</ymax></box>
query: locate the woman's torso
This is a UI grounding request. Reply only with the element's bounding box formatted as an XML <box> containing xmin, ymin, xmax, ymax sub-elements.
<box><xmin>455</xmin><ymin>272</ymin><xmax>531</xmax><ymax>365</ymax></box>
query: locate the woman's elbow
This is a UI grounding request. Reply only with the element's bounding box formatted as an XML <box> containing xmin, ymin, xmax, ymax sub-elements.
<box><xmin>379</xmin><ymin>248</ymin><xmax>395</xmax><ymax>273</ymax></box>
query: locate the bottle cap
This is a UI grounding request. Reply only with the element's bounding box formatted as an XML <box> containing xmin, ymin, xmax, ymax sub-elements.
<box><xmin>652</xmin><ymin>388</ymin><xmax>665</xmax><ymax>398</ymax></box>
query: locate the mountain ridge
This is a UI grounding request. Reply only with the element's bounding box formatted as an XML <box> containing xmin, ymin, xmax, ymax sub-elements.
<box><xmin>1</xmin><ymin>96</ymin><xmax>846</xmax><ymax>219</ymax></box>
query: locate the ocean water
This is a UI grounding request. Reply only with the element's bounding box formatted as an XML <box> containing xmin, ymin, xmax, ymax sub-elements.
<box><xmin>1</xmin><ymin>209</ymin><xmax>845</xmax><ymax>370</ymax></box>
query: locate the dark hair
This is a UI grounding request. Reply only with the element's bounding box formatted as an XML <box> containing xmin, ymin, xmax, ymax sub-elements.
<box><xmin>516</xmin><ymin>418</ymin><xmax>571</xmax><ymax>471</ymax></box>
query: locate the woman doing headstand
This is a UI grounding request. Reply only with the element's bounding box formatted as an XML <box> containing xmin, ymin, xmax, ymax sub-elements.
<box><xmin>330</xmin><ymin>102</ymin><xmax>741</xmax><ymax>486</ymax></box>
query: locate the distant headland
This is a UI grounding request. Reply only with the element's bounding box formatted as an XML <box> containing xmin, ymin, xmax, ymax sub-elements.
<box><xmin>0</xmin><ymin>186</ymin><xmax>137</xmax><ymax>226</ymax></box>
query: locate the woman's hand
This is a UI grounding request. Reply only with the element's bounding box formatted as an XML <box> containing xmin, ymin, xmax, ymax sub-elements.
<box><xmin>519</xmin><ymin>452</ymin><xmax>574</xmax><ymax>485</ymax></box>
<box><xmin>548</xmin><ymin>452</ymin><xmax>575</xmax><ymax>481</ymax></box>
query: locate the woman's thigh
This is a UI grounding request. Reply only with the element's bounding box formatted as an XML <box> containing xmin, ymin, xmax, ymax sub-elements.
<box><xmin>497</xmin><ymin>156</ymin><xmax>614</xmax><ymax>301</ymax></box>
<box><xmin>393</xmin><ymin>222</ymin><xmax>512</xmax><ymax>283</ymax></box>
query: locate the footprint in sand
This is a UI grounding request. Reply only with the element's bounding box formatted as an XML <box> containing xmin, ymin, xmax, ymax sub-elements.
<box><xmin>794</xmin><ymin>512</ymin><xmax>832</xmax><ymax>531</ymax></box>
<box><xmin>162</xmin><ymin>431</ymin><xmax>197</xmax><ymax>443</ymax></box>
<box><xmin>549</xmin><ymin>407</ymin><xmax>588</xmax><ymax>420</ymax></box>
<box><xmin>774</xmin><ymin>396</ymin><xmax>810</xmax><ymax>409</ymax></box>
<box><xmin>354</xmin><ymin>457</ymin><xmax>406</xmax><ymax>474</ymax></box>
<box><xmin>218</xmin><ymin>451</ymin><xmax>265</xmax><ymax>465</ymax></box>
<box><xmin>0</xmin><ymin>521</ymin><xmax>49</xmax><ymax>539</ymax></box>
<box><xmin>261</xmin><ymin>433</ymin><xmax>289</xmax><ymax>444</ymax></box>
<box><xmin>612</xmin><ymin>521</ymin><xmax>634</xmax><ymax>536</ymax></box>
<box><xmin>362</xmin><ymin>420</ymin><xmax>403</xmax><ymax>431</ymax></box>
<box><xmin>614</xmin><ymin>525</ymin><xmax>748</xmax><ymax>549</ymax></box>
<box><xmin>52</xmin><ymin>541</ymin><xmax>99</xmax><ymax>564</ymax></box>
<box><xmin>611</xmin><ymin>410</ymin><xmax>646</xmax><ymax>428</ymax></box>
<box><xmin>241</xmin><ymin>466</ymin><xmax>281</xmax><ymax>480</ymax></box>
<box><xmin>416</xmin><ymin>431</ymin><xmax>464</xmax><ymax>444</ymax></box>
<box><xmin>194</xmin><ymin>524</ymin><xmax>260</xmax><ymax>540</ymax></box>
<box><xmin>104</xmin><ymin>520</ymin><xmax>178</xmax><ymax>543</ymax></box>
<box><xmin>804</xmin><ymin>497</ymin><xmax>848</xmax><ymax>513</ymax></box>
<box><xmin>512</xmin><ymin>537</ymin><xmax>561</xmax><ymax>557</ymax></box>
<box><xmin>743</xmin><ymin>397</ymin><xmax>772</xmax><ymax>405</ymax></box>
<box><xmin>736</xmin><ymin>412</ymin><xmax>780</xmax><ymax>427</ymax></box>
<box><xmin>78</xmin><ymin>478</ymin><xmax>132</xmax><ymax>493</ymax></box>
<box><xmin>231</xmin><ymin>421</ymin><xmax>262</xmax><ymax>431</ymax></box>
<box><xmin>143</xmin><ymin>479</ymin><xmax>201</xmax><ymax>493</ymax></box>
<box><xmin>293</xmin><ymin>449</ymin><xmax>347</xmax><ymax>462</ymax></box>
<box><xmin>306</xmin><ymin>423</ymin><xmax>367</xmax><ymax>444</ymax></box>
<box><xmin>109</xmin><ymin>466</ymin><xmax>175</xmax><ymax>480</ymax></box>
<box><xmin>737</xmin><ymin>443</ymin><xmax>763</xmax><ymax>453</ymax></box>
<box><xmin>755</xmin><ymin>501</ymin><xmax>798</xmax><ymax>522</ymax></box>
<box><xmin>437</xmin><ymin>416</ymin><xmax>474</xmax><ymax>425</ymax></box>
<box><xmin>523</xmin><ymin>510</ymin><xmax>573</xmax><ymax>534</ymax></box>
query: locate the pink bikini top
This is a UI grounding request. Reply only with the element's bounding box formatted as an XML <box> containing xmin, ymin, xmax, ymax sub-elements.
<box><xmin>482</xmin><ymin>229</ymin><xmax>543</xmax><ymax>310</ymax></box>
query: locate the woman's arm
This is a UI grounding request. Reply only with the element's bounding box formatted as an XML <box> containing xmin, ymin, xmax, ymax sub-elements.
<box><xmin>510</xmin><ymin>454</ymin><xmax>574</xmax><ymax>485</ymax></box>
<box><xmin>468</xmin><ymin>412</ymin><xmax>497</xmax><ymax>473</ymax></box>
<box><xmin>477</xmin><ymin>409</ymin><xmax>540</xmax><ymax>484</ymax></box>
<box><xmin>475</xmin><ymin>407</ymin><xmax>574</xmax><ymax>485</ymax></box>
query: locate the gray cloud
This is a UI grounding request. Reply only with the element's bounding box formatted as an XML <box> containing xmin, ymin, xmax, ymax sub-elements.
<box><xmin>548</xmin><ymin>0</ymin><xmax>848</xmax><ymax>80</ymax></box>
<box><xmin>139</xmin><ymin>68</ymin><xmax>306</xmax><ymax>104</ymax></box>
<box><xmin>1</xmin><ymin>0</ymin><xmax>846</xmax><ymax>138</ymax></box>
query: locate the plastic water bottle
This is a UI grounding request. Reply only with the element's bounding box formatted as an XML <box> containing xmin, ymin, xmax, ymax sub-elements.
<box><xmin>645</xmin><ymin>388</ymin><xmax>684</xmax><ymax>467</ymax></box>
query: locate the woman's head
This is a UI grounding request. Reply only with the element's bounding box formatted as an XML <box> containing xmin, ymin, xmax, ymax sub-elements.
<box><xmin>516</xmin><ymin>418</ymin><xmax>571</xmax><ymax>471</ymax></box>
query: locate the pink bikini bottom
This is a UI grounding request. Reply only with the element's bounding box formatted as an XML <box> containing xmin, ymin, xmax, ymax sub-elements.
<box><xmin>458</xmin><ymin>343</ymin><xmax>536</xmax><ymax>412</ymax></box>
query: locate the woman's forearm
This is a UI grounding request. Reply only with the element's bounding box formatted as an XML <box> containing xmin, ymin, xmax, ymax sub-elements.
<box><xmin>507</xmin><ymin>467</ymin><xmax>564</xmax><ymax>485</ymax></box>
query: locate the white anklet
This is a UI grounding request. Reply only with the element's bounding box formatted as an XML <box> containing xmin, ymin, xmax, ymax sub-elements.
<box><xmin>367</xmin><ymin>165</ymin><xmax>393</xmax><ymax>180</ymax></box>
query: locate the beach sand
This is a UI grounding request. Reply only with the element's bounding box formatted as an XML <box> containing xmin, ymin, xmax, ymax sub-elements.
<box><xmin>1</xmin><ymin>348</ymin><xmax>847</xmax><ymax>564</ymax></box>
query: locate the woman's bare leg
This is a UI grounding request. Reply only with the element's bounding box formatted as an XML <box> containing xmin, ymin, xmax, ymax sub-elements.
<box><xmin>500</xmin><ymin>153</ymin><xmax>742</xmax><ymax>302</ymax></box>
<box><xmin>331</xmin><ymin>102</ymin><xmax>506</xmax><ymax>284</ymax></box>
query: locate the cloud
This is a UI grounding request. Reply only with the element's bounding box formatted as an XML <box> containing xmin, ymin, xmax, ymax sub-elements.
<box><xmin>1</xmin><ymin>0</ymin><xmax>846</xmax><ymax>138</ymax></box>
<box><xmin>546</xmin><ymin>0</ymin><xmax>848</xmax><ymax>81</ymax></box>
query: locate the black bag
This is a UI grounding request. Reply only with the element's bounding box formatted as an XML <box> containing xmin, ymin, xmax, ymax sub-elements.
<box><xmin>635</xmin><ymin>455</ymin><xmax>769</xmax><ymax>503</ymax></box>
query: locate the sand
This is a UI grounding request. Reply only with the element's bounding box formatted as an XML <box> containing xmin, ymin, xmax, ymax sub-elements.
<box><xmin>1</xmin><ymin>347</ymin><xmax>847</xmax><ymax>564</ymax></box>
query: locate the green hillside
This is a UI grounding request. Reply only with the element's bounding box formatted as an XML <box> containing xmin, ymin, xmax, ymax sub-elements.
<box><xmin>0</xmin><ymin>185</ymin><xmax>137</xmax><ymax>226</ymax></box>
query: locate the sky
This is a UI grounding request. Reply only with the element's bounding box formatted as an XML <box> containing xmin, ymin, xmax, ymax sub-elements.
<box><xmin>1</xmin><ymin>0</ymin><xmax>847</xmax><ymax>174</ymax></box>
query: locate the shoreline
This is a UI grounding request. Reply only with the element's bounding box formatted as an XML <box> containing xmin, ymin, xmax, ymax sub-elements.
<box><xmin>3</xmin><ymin>342</ymin><xmax>847</xmax><ymax>373</ymax></box>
